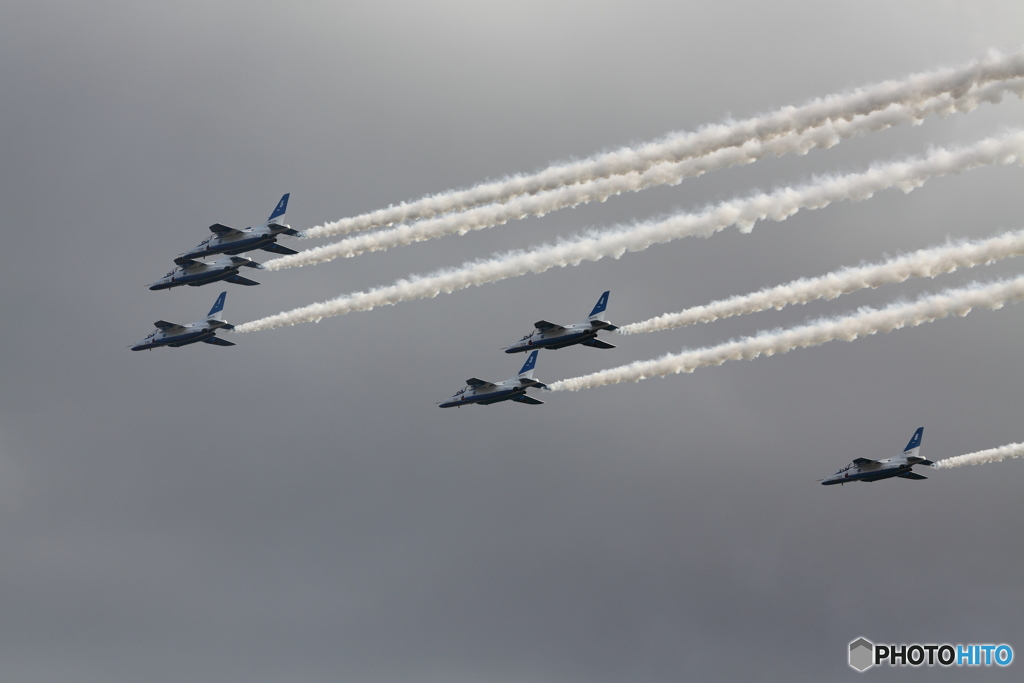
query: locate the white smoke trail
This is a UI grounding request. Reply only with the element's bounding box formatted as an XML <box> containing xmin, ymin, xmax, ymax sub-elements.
<box><xmin>303</xmin><ymin>49</ymin><xmax>1024</xmax><ymax>239</ymax></box>
<box><xmin>235</xmin><ymin>132</ymin><xmax>1024</xmax><ymax>333</ymax></box>
<box><xmin>550</xmin><ymin>275</ymin><xmax>1024</xmax><ymax>392</ymax></box>
<box><xmin>934</xmin><ymin>442</ymin><xmax>1024</xmax><ymax>468</ymax></box>
<box><xmin>271</xmin><ymin>78</ymin><xmax>1024</xmax><ymax>269</ymax></box>
<box><xmin>621</xmin><ymin>230</ymin><xmax>1024</xmax><ymax>334</ymax></box>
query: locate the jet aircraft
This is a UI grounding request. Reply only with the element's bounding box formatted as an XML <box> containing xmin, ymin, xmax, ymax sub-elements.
<box><xmin>149</xmin><ymin>255</ymin><xmax>263</xmax><ymax>290</ymax></box>
<box><xmin>178</xmin><ymin>193</ymin><xmax>303</xmax><ymax>261</ymax></box>
<box><xmin>820</xmin><ymin>428</ymin><xmax>935</xmax><ymax>485</ymax></box>
<box><xmin>131</xmin><ymin>291</ymin><xmax>235</xmax><ymax>350</ymax></box>
<box><xmin>505</xmin><ymin>291</ymin><xmax>619</xmax><ymax>353</ymax></box>
<box><xmin>438</xmin><ymin>350</ymin><xmax>547</xmax><ymax>407</ymax></box>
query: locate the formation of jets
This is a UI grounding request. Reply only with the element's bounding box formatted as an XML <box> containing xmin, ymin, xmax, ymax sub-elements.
<box><xmin>438</xmin><ymin>291</ymin><xmax>617</xmax><ymax>408</ymax></box>
<box><xmin>130</xmin><ymin>199</ymin><xmax>943</xmax><ymax>487</ymax></box>
<box><xmin>437</xmin><ymin>290</ymin><xmax>941</xmax><ymax>488</ymax></box>
<box><xmin>820</xmin><ymin>428</ymin><xmax>935</xmax><ymax>485</ymax></box>
<box><xmin>133</xmin><ymin>194</ymin><xmax>300</xmax><ymax>350</ymax></box>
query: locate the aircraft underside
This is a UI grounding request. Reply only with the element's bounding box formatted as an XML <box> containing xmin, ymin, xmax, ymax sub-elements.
<box><xmin>221</xmin><ymin>237</ymin><xmax>272</xmax><ymax>254</ymax></box>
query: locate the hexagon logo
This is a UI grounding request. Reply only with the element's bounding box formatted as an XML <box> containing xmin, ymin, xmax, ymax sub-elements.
<box><xmin>849</xmin><ymin>637</ymin><xmax>874</xmax><ymax>672</ymax></box>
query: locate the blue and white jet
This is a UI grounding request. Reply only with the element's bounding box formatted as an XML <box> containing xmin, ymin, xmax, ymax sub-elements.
<box><xmin>504</xmin><ymin>291</ymin><xmax>619</xmax><ymax>353</ymax></box>
<box><xmin>438</xmin><ymin>350</ymin><xmax>548</xmax><ymax>407</ymax></box>
<box><xmin>131</xmin><ymin>291</ymin><xmax>235</xmax><ymax>350</ymax></box>
<box><xmin>149</xmin><ymin>255</ymin><xmax>264</xmax><ymax>290</ymax></box>
<box><xmin>177</xmin><ymin>193</ymin><xmax>303</xmax><ymax>261</ymax></box>
<box><xmin>820</xmin><ymin>428</ymin><xmax>936</xmax><ymax>485</ymax></box>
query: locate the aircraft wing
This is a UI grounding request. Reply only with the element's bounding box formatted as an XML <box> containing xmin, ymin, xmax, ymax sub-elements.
<box><xmin>225</xmin><ymin>275</ymin><xmax>261</xmax><ymax>286</ymax></box>
<box><xmin>534</xmin><ymin>320</ymin><xmax>565</xmax><ymax>333</ymax></box>
<box><xmin>259</xmin><ymin>243</ymin><xmax>299</xmax><ymax>256</ymax></box>
<box><xmin>896</xmin><ymin>471</ymin><xmax>928</xmax><ymax>480</ymax></box>
<box><xmin>511</xmin><ymin>395</ymin><xmax>544</xmax><ymax>405</ymax></box>
<box><xmin>209</xmin><ymin>223</ymin><xmax>243</xmax><ymax>236</ymax></box>
<box><xmin>852</xmin><ymin>458</ymin><xmax>879</xmax><ymax>466</ymax></box>
<box><xmin>580</xmin><ymin>338</ymin><xmax>616</xmax><ymax>350</ymax></box>
<box><xmin>173</xmin><ymin>256</ymin><xmax>200</xmax><ymax>266</ymax></box>
<box><xmin>153</xmin><ymin>320</ymin><xmax>183</xmax><ymax>331</ymax></box>
<box><xmin>202</xmin><ymin>337</ymin><xmax>236</xmax><ymax>347</ymax></box>
<box><xmin>465</xmin><ymin>378</ymin><xmax>495</xmax><ymax>389</ymax></box>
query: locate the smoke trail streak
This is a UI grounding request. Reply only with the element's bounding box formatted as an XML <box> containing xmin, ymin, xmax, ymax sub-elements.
<box><xmin>621</xmin><ymin>230</ymin><xmax>1024</xmax><ymax>334</ymax></box>
<box><xmin>550</xmin><ymin>275</ymin><xmax>1024</xmax><ymax>392</ymax></box>
<box><xmin>270</xmin><ymin>78</ymin><xmax>1024</xmax><ymax>269</ymax></box>
<box><xmin>934</xmin><ymin>443</ymin><xmax>1024</xmax><ymax>468</ymax></box>
<box><xmin>302</xmin><ymin>49</ymin><xmax>1024</xmax><ymax>239</ymax></box>
<box><xmin>235</xmin><ymin>132</ymin><xmax>1024</xmax><ymax>333</ymax></box>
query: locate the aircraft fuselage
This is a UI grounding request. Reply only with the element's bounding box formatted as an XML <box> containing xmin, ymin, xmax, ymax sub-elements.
<box><xmin>820</xmin><ymin>462</ymin><xmax>917</xmax><ymax>485</ymax></box>
<box><xmin>506</xmin><ymin>326</ymin><xmax>600</xmax><ymax>352</ymax></box>
<box><xmin>438</xmin><ymin>385</ymin><xmax>528</xmax><ymax>407</ymax></box>
<box><xmin>132</xmin><ymin>327</ymin><xmax>217</xmax><ymax>350</ymax></box>
<box><xmin>183</xmin><ymin>229</ymin><xmax>285</xmax><ymax>260</ymax></box>
<box><xmin>149</xmin><ymin>257</ymin><xmax>262</xmax><ymax>290</ymax></box>
<box><xmin>150</xmin><ymin>266</ymin><xmax>239</xmax><ymax>290</ymax></box>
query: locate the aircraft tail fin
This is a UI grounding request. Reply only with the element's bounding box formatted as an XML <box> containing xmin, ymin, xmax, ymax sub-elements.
<box><xmin>517</xmin><ymin>350</ymin><xmax>539</xmax><ymax>379</ymax></box>
<box><xmin>587</xmin><ymin>291</ymin><xmax>611</xmax><ymax>320</ymax></box>
<box><xmin>268</xmin><ymin>193</ymin><xmax>290</xmax><ymax>222</ymax></box>
<box><xmin>206</xmin><ymin>292</ymin><xmax>227</xmax><ymax>321</ymax></box>
<box><xmin>902</xmin><ymin>427</ymin><xmax>924</xmax><ymax>459</ymax></box>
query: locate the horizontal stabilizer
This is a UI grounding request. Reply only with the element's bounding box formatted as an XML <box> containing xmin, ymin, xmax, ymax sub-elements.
<box><xmin>465</xmin><ymin>378</ymin><xmax>494</xmax><ymax>389</ymax></box>
<box><xmin>281</xmin><ymin>228</ymin><xmax>303</xmax><ymax>237</ymax></box>
<box><xmin>580</xmin><ymin>338</ymin><xmax>616</xmax><ymax>350</ymax></box>
<box><xmin>511</xmin><ymin>395</ymin><xmax>544</xmax><ymax>405</ymax></box>
<box><xmin>852</xmin><ymin>457</ymin><xmax>879</xmax><ymax>466</ymax></box>
<box><xmin>173</xmin><ymin>256</ymin><xmax>200</xmax><ymax>267</ymax></box>
<box><xmin>919</xmin><ymin>459</ymin><xmax>936</xmax><ymax>467</ymax></box>
<box><xmin>209</xmin><ymin>223</ymin><xmax>242</xmax><ymax>236</ymax></box>
<box><xmin>225</xmin><ymin>275</ymin><xmax>260</xmax><ymax>286</ymax></box>
<box><xmin>202</xmin><ymin>337</ymin><xmax>235</xmax><ymax>347</ymax></box>
<box><xmin>260</xmin><ymin>243</ymin><xmax>299</xmax><ymax>256</ymax></box>
<box><xmin>896</xmin><ymin>471</ymin><xmax>928</xmax><ymax>480</ymax></box>
<box><xmin>153</xmin><ymin>320</ymin><xmax>181</xmax><ymax>330</ymax></box>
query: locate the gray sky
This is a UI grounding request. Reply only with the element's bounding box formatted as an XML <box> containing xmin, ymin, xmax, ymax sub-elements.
<box><xmin>2</xmin><ymin>2</ymin><xmax>1024</xmax><ymax>681</ymax></box>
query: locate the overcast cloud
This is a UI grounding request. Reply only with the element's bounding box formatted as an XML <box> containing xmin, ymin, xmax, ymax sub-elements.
<box><xmin>2</xmin><ymin>2</ymin><xmax>1024</xmax><ymax>681</ymax></box>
